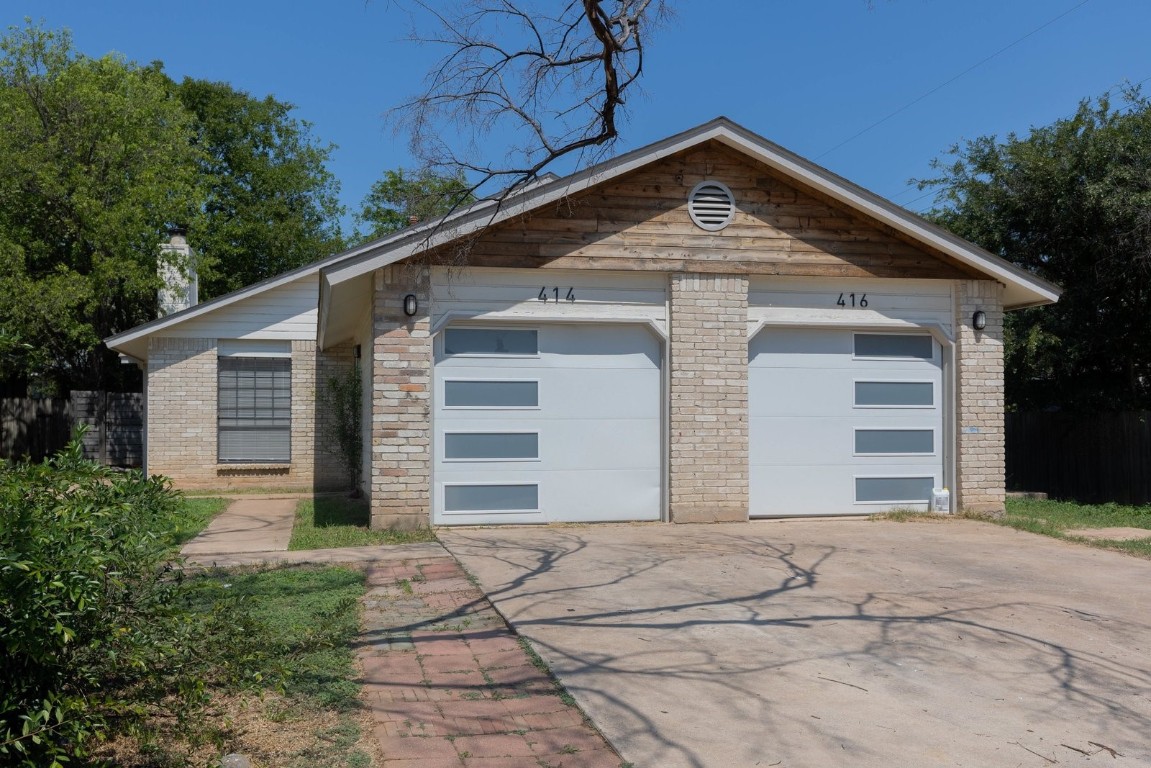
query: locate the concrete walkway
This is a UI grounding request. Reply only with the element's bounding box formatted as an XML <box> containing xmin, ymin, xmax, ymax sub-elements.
<box><xmin>178</xmin><ymin>497</ymin><xmax>621</xmax><ymax>766</ymax></box>
<box><xmin>180</xmin><ymin>496</ymin><xmax>298</xmax><ymax>556</ymax></box>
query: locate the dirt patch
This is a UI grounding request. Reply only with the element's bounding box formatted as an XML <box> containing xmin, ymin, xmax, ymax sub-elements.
<box><xmin>92</xmin><ymin>691</ymin><xmax>384</xmax><ymax>768</ymax></box>
<box><xmin>1067</xmin><ymin>527</ymin><xmax>1151</xmax><ymax>541</ymax></box>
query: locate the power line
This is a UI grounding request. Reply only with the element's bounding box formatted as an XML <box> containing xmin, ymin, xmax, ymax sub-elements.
<box><xmin>815</xmin><ymin>0</ymin><xmax>1093</xmax><ymax>162</ymax></box>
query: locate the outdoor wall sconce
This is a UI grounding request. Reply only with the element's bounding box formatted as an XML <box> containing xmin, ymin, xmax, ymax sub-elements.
<box><xmin>972</xmin><ymin>310</ymin><xmax>987</xmax><ymax>331</ymax></box>
<box><xmin>353</xmin><ymin>344</ymin><xmax>361</xmax><ymax>359</ymax></box>
<box><xmin>403</xmin><ymin>294</ymin><xmax>418</xmax><ymax>317</ymax></box>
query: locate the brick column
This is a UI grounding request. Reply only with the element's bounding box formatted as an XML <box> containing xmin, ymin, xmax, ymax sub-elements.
<box><xmin>370</xmin><ymin>266</ymin><xmax>432</xmax><ymax>530</ymax></box>
<box><xmin>290</xmin><ymin>339</ymin><xmax>318</xmax><ymax>489</ymax></box>
<box><xmin>955</xmin><ymin>279</ymin><xmax>1006</xmax><ymax>515</ymax></box>
<box><xmin>668</xmin><ymin>273</ymin><xmax>749</xmax><ymax>523</ymax></box>
<box><xmin>146</xmin><ymin>337</ymin><xmax>217</xmax><ymax>485</ymax></box>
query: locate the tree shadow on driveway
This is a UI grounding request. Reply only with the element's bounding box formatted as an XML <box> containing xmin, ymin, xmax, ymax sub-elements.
<box><xmin>440</xmin><ymin>521</ymin><xmax>1151</xmax><ymax>768</ymax></box>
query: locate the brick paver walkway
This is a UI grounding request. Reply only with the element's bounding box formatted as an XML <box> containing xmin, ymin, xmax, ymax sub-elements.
<box><xmin>359</xmin><ymin>555</ymin><xmax>623</xmax><ymax>768</ymax></box>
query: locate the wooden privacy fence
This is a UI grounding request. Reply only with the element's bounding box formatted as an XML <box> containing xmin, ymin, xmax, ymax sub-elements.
<box><xmin>0</xmin><ymin>391</ymin><xmax>143</xmax><ymax>466</ymax></box>
<box><xmin>0</xmin><ymin>397</ymin><xmax>72</xmax><ymax>463</ymax></box>
<box><xmin>1006</xmin><ymin>411</ymin><xmax>1151</xmax><ymax>505</ymax></box>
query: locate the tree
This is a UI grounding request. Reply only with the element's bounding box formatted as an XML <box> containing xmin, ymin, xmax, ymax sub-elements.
<box><xmin>392</xmin><ymin>0</ymin><xmax>668</xmax><ymax>202</ymax></box>
<box><xmin>0</xmin><ymin>23</ymin><xmax>348</xmax><ymax>395</ymax></box>
<box><xmin>922</xmin><ymin>88</ymin><xmax>1151</xmax><ymax>411</ymax></box>
<box><xmin>0</xmin><ymin>23</ymin><xmax>202</xmax><ymax>394</ymax></box>
<box><xmin>177</xmin><ymin>78</ymin><xmax>345</xmax><ymax>297</ymax></box>
<box><xmin>354</xmin><ymin>167</ymin><xmax>474</xmax><ymax>241</ymax></box>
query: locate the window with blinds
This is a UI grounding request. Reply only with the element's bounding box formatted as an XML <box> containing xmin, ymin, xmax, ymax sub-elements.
<box><xmin>218</xmin><ymin>357</ymin><xmax>291</xmax><ymax>462</ymax></box>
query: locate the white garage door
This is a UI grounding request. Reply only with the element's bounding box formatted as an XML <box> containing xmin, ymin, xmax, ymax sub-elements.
<box><xmin>750</xmin><ymin>328</ymin><xmax>944</xmax><ymax>517</ymax></box>
<box><xmin>433</xmin><ymin>323</ymin><xmax>662</xmax><ymax>525</ymax></box>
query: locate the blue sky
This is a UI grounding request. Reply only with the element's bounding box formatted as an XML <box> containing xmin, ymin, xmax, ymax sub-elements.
<box><xmin>8</xmin><ymin>1</ymin><xmax>1150</xmax><ymax>229</ymax></box>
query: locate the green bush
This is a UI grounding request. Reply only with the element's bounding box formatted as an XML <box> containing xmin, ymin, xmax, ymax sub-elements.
<box><xmin>0</xmin><ymin>438</ymin><xmax>261</xmax><ymax>766</ymax></box>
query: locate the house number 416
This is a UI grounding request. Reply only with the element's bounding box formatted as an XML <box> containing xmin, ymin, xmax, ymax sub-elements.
<box><xmin>837</xmin><ymin>292</ymin><xmax>868</xmax><ymax>308</ymax></box>
<box><xmin>539</xmin><ymin>286</ymin><xmax>576</xmax><ymax>302</ymax></box>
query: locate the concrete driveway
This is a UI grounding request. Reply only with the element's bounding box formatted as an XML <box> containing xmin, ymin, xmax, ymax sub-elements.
<box><xmin>440</xmin><ymin>520</ymin><xmax>1151</xmax><ymax>768</ymax></box>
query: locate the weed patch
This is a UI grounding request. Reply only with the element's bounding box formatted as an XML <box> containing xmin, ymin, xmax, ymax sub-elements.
<box><xmin>870</xmin><ymin>508</ymin><xmax>948</xmax><ymax>523</ymax></box>
<box><xmin>993</xmin><ymin>498</ymin><xmax>1151</xmax><ymax>558</ymax></box>
<box><xmin>517</xmin><ymin>637</ymin><xmax>578</xmax><ymax>709</ymax></box>
<box><xmin>289</xmin><ymin>496</ymin><xmax>437</xmax><ymax>549</ymax></box>
<box><xmin>94</xmin><ymin>564</ymin><xmax>380</xmax><ymax>766</ymax></box>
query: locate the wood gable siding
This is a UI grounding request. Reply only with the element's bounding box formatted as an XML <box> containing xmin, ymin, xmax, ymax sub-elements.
<box><xmin>442</xmin><ymin>142</ymin><xmax>978</xmax><ymax>280</ymax></box>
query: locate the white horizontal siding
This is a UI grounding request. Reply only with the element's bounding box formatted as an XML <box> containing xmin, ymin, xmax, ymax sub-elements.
<box><xmin>163</xmin><ymin>275</ymin><xmax>319</xmax><ymax>340</ymax></box>
<box><xmin>431</xmin><ymin>267</ymin><xmax>667</xmax><ymax>330</ymax></box>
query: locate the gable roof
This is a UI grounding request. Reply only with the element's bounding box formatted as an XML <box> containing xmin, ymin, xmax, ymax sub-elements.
<box><xmin>109</xmin><ymin>117</ymin><xmax>1060</xmax><ymax>359</ymax></box>
<box><xmin>318</xmin><ymin>117</ymin><xmax>1058</xmax><ymax>345</ymax></box>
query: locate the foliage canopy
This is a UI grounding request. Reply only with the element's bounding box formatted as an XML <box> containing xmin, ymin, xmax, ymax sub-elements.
<box><xmin>354</xmin><ymin>167</ymin><xmax>474</xmax><ymax>241</ymax></box>
<box><xmin>177</xmin><ymin>77</ymin><xmax>345</xmax><ymax>297</ymax></box>
<box><xmin>923</xmin><ymin>88</ymin><xmax>1151</xmax><ymax>411</ymax></box>
<box><xmin>0</xmin><ymin>24</ymin><xmax>202</xmax><ymax>394</ymax></box>
<box><xmin>0</xmin><ymin>22</ymin><xmax>346</xmax><ymax>395</ymax></box>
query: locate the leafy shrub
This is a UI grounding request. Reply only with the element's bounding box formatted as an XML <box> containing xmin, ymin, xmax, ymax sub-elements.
<box><xmin>0</xmin><ymin>437</ymin><xmax>262</xmax><ymax>766</ymax></box>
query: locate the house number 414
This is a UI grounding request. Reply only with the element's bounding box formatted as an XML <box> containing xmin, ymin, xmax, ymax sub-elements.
<box><xmin>538</xmin><ymin>286</ymin><xmax>576</xmax><ymax>302</ymax></box>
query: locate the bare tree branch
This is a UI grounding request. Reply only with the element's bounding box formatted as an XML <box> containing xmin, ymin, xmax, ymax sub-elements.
<box><xmin>390</xmin><ymin>0</ymin><xmax>668</xmax><ymax>207</ymax></box>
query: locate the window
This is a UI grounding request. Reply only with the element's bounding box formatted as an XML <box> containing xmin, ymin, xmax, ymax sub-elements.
<box><xmin>854</xmin><ymin>381</ymin><xmax>934</xmax><ymax>407</ymax></box>
<box><xmin>444</xmin><ymin>432</ymin><xmax>539</xmax><ymax>461</ymax></box>
<box><xmin>444</xmin><ymin>380</ymin><xmax>539</xmax><ymax>408</ymax></box>
<box><xmin>444</xmin><ymin>328</ymin><xmax>538</xmax><ymax>356</ymax></box>
<box><xmin>855</xmin><ymin>476</ymin><xmax>934</xmax><ymax>503</ymax></box>
<box><xmin>854</xmin><ymin>429</ymin><xmax>934</xmax><ymax>455</ymax></box>
<box><xmin>444</xmin><ymin>484</ymin><xmax>539</xmax><ymax>512</ymax></box>
<box><xmin>218</xmin><ymin>357</ymin><xmax>291</xmax><ymax>462</ymax></box>
<box><xmin>854</xmin><ymin>334</ymin><xmax>933</xmax><ymax>359</ymax></box>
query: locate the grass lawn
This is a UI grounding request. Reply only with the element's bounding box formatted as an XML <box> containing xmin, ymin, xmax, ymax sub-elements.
<box><xmin>289</xmin><ymin>495</ymin><xmax>437</xmax><ymax>550</ymax></box>
<box><xmin>97</xmin><ymin>564</ymin><xmax>381</xmax><ymax>767</ymax></box>
<box><xmin>998</xmin><ymin>497</ymin><xmax>1151</xmax><ymax>558</ymax></box>
<box><xmin>168</xmin><ymin>496</ymin><xmax>229</xmax><ymax>549</ymax></box>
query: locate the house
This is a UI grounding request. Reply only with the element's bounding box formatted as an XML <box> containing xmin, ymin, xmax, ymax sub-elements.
<box><xmin>106</xmin><ymin>117</ymin><xmax>1059</xmax><ymax>529</ymax></box>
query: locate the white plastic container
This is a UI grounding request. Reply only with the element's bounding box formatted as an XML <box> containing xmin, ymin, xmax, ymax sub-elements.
<box><xmin>931</xmin><ymin>487</ymin><xmax>950</xmax><ymax>513</ymax></box>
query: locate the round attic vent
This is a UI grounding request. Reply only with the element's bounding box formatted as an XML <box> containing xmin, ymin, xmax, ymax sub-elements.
<box><xmin>688</xmin><ymin>180</ymin><xmax>736</xmax><ymax>231</ymax></box>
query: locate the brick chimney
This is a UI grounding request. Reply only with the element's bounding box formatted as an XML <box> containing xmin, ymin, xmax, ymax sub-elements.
<box><xmin>158</xmin><ymin>226</ymin><xmax>198</xmax><ymax>316</ymax></box>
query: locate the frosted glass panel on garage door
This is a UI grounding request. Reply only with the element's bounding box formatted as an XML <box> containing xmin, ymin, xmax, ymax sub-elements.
<box><xmin>749</xmin><ymin>328</ymin><xmax>943</xmax><ymax>516</ymax></box>
<box><xmin>434</xmin><ymin>323</ymin><xmax>662</xmax><ymax>524</ymax></box>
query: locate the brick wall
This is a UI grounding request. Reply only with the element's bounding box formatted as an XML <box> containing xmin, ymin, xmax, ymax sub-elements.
<box><xmin>147</xmin><ymin>337</ymin><xmax>217</xmax><ymax>484</ymax></box>
<box><xmin>145</xmin><ymin>337</ymin><xmax>349</xmax><ymax>492</ymax></box>
<box><xmin>955</xmin><ymin>279</ymin><xmax>1006</xmax><ymax>514</ymax></box>
<box><xmin>369</xmin><ymin>266</ymin><xmax>432</xmax><ymax>529</ymax></box>
<box><xmin>668</xmin><ymin>273</ymin><xmax>749</xmax><ymax>522</ymax></box>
